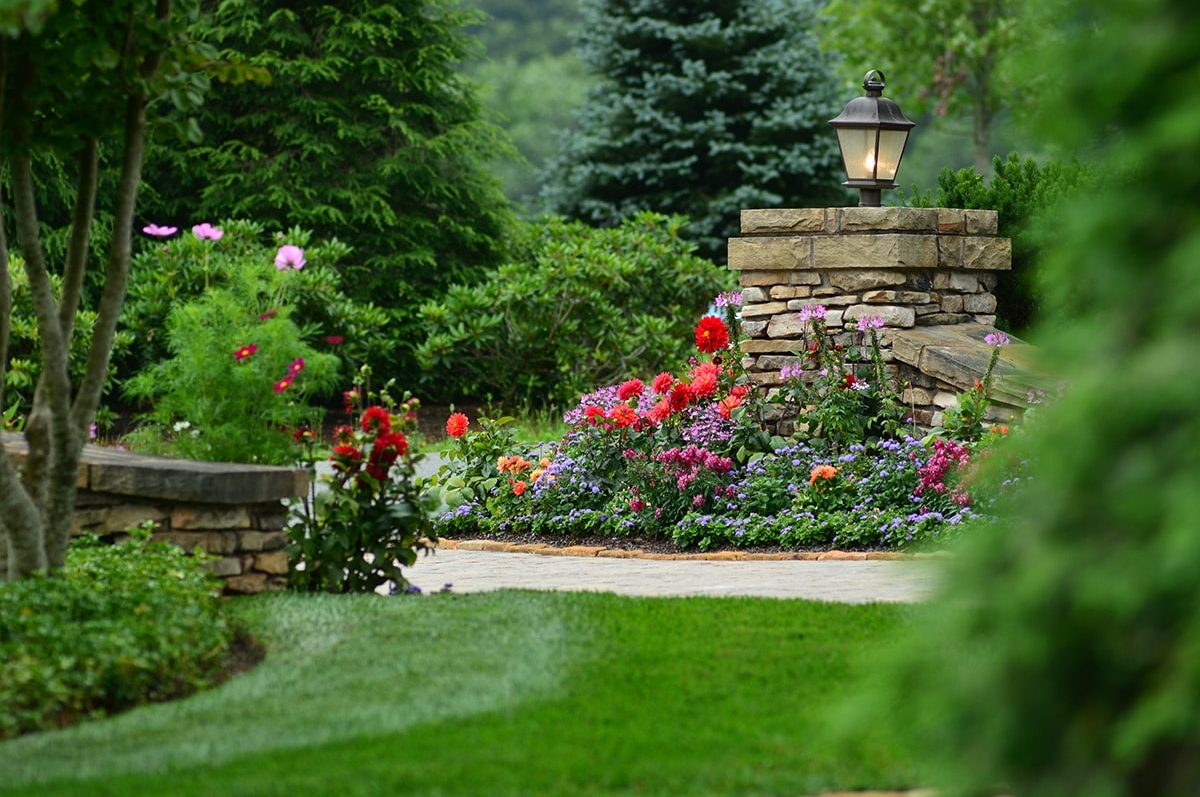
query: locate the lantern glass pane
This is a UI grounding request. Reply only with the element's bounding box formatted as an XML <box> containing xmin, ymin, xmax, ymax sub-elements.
<box><xmin>874</xmin><ymin>129</ymin><xmax>909</xmax><ymax>181</ymax></box>
<box><xmin>836</xmin><ymin>127</ymin><xmax>877</xmax><ymax>180</ymax></box>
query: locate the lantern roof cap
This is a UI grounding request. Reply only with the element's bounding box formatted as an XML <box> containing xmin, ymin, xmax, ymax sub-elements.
<box><xmin>829</xmin><ymin>70</ymin><xmax>915</xmax><ymax>131</ymax></box>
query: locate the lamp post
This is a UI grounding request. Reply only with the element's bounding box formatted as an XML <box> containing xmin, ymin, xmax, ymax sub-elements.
<box><xmin>829</xmin><ymin>70</ymin><xmax>915</xmax><ymax>207</ymax></box>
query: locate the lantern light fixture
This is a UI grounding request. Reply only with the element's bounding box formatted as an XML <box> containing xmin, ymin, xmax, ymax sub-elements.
<box><xmin>828</xmin><ymin>70</ymin><xmax>915</xmax><ymax>207</ymax></box>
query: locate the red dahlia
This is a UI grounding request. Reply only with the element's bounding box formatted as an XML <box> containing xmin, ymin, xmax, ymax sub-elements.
<box><xmin>617</xmin><ymin>378</ymin><xmax>644</xmax><ymax>401</ymax></box>
<box><xmin>360</xmin><ymin>406</ymin><xmax>391</xmax><ymax>435</ymax></box>
<box><xmin>694</xmin><ymin>316</ymin><xmax>730</xmax><ymax>353</ymax></box>
<box><xmin>445</xmin><ymin>412</ymin><xmax>469</xmax><ymax>438</ymax></box>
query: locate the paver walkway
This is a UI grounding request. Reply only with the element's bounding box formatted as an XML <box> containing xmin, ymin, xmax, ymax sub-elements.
<box><xmin>407</xmin><ymin>548</ymin><xmax>938</xmax><ymax>603</ymax></box>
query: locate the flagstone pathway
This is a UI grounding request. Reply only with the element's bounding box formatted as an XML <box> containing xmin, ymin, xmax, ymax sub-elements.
<box><xmin>407</xmin><ymin>547</ymin><xmax>938</xmax><ymax>603</ymax></box>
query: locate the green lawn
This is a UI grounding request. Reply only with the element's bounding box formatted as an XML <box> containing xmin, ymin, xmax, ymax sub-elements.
<box><xmin>0</xmin><ymin>591</ymin><xmax>920</xmax><ymax>796</ymax></box>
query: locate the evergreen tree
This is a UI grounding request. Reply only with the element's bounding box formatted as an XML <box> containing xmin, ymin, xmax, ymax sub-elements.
<box><xmin>541</xmin><ymin>0</ymin><xmax>845</xmax><ymax>260</ymax></box>
<box><xmin>141</xmin><ymin>0</ymin><xmax>516</xmax><ymax>371</ymax></box>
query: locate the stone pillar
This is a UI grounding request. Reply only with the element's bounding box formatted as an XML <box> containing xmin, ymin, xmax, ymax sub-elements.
<box><xmin>729</xmin><ymin>207</ymin><xmax>1015</xmax><ymax>432</ymax></box>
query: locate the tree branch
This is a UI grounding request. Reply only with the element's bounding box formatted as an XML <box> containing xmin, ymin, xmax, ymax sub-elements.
<box><xmin>72</xmin><ymin>0</ymin><xmax>172</xmax><ymax>431</ymax></box>
<box><xmin>58</xmin><ymin>138</ymin><xmax>100</xmax><ymax>342</ymax></box>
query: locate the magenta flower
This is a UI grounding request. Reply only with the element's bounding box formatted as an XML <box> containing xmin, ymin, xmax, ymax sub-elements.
<box><xmin>798</xmin><ymin>304</ymin><xmax>827</xmax><ymax>324</ymax></box>
<box><xmin>192</xmin><ymin>223</ymin><xmax>224</xmax><ymax>241</ymax></box>
<box><xmin>288</xmin><ymin>357</ymin><xmax>305</xmax><ymax>377</ymax></box>
<box><xmin>274</xmin><ymin>244</ymin><xmax>306</xmax><ymax>270</ymax></box>
<box><xmin>857</xmin><ymin>315</ymin><xmax>885</xmax><ymax>332</ymax></box>
<box><xmin>985</xmin><ymin>331</ymin><xmax>1010</xmax><ymax>347</ymax></box>
<box><xmin>324</xmin><ymin>335</ymin><xmax>344</xmax><ymax>345</ymax></box>
<box><xmin>142</xmin><ymin>223</ymin><xmax>178</xmax><ymax>237</ymax></box>
<box><xmin>714</xmin><ymin>291</ymin><xmax>743</xmax><ymax>308</ymax></box>
<box><xmin>780</xmin><ymin>364</ymin><xmax>805</xmax><ymax>380</ymax></box>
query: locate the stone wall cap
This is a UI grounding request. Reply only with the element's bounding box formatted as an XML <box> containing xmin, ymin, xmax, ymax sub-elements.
<box><xmin>1</xmin><ymin>433</ymin><xmax>308</xmax><ymax>504</ymax></box>
<box><xmin>890</xmin><ymin>324</ymin><xmax>1053</xmax><ymax>406</ymax></box>
<box><xmin>741</xmin><ymin>207</ymin><xmax>1000</xmax><ymax>236</ymax></box>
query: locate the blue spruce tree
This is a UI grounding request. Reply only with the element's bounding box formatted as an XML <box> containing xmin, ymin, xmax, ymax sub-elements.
<box><xmin>542</xmin><ymin>0</ymin><xmax>846</xmax><ymax>259</ymax></box>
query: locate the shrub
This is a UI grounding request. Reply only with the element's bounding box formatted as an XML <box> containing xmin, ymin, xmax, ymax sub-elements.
<box><xmin>0</xmin><ymin>529</ymin><xmax>233</xmax><ymax>739</ymax></box>
<box><xmin>119</xmin><ymin>220</ymin><xmax>389</xmax><ymax>380</ymax></box>
<box><xmin>123</xmin><ymin>230</ymin><xmax>342</xmax><ymax>464</ymax></box>
<box><xmin>289</xmin><ymin>388</ymin><xmax>439</xmax><ymax>594</ymax></box>
<box><xmin>2</xmin><ymin>257</ymin><xmax>132</xmax><ymax>431</ymax></box>
<box><xmin>417</xmin><ymin>212</ymin><xmax>731</xmax><ymax>408</ymax></box>
<box><xmin>911</xmin><ymin>153</ymin><xmax>1091</xmax><ymax>332</ymax></box>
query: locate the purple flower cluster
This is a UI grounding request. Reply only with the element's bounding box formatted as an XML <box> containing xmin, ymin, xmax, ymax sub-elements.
<box><xmin>984</xmin><ymin>331</ymin><xmax>1010</xmax><ymax>347</ymax></box>
<box><xmin>680</xmin><ymin>403</ymin><xmax>735</xmax><ymax>446</ymax></box>
<box><xmin>780</xmin><ymin>364</ymin><xmax>805</xmax><ymax>381</ymax></box>
<box><xmin>797</xmin><ymin>304</ymin><xmax>827</xmax><ymax>324</ymax></box>
<box><xmin>562</xmin><ymin>383</ymin><xmax>656</xmax><ymax>425</ymax></box>
<box><xmin>714</xmin><ymin>291</ymin><xmax>744</xmax><ymax>308</ymax></box>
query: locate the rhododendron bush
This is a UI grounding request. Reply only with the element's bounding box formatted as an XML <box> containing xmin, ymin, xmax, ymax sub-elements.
<box><xmin>433</xmin><ymin>302</ymin><xmax>1024</xmax><ymax>550</ymax></box>
<box><xmin>417</xmin><ymin>212</ymin><xmax>731</xmax><ymax>407</ymax></box>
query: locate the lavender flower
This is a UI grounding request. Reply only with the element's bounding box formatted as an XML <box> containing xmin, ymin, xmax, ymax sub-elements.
<box><xmin>780</xmin><ymin>364</ymin><xmax>805</xmax><ymax>381</ymax></box>
<box><xmin>984</xmin><ymin>331</ymin><xmax>1010</xmax><ymax>347</ymax></box>
<box><xmin>856</xmin><ymin>315</ymin><xmax>885</xmax><ymax>332</ymax></box>
<box><xmin>797</xmin><ymin>304</ymin><xmax>827</xmax><ymax>324</ymax></box>
<box><xmin>714</xmin><ymin>291</ymin><xmax>743</xmax><ymax>308</ymax></box>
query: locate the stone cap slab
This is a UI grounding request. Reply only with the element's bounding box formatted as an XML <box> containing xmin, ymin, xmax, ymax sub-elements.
<box><xmin>729</xmin><ymin>233</ymin><xmax>1009</xmax><ymax>272</ymax></box>
<box><xmin>741</xmin><ymin>207</ymin><xmax>998</xmax><ymax>236</ymax></box>
<box><xmin>890</xmin><ymin>325</ymin><xmax>1054</xmax><ymax>407</ymax></box>
<box><xmin>1</xmin><ymin>433</ymin><xmax>308</xmax><ymax>504</ymax></box>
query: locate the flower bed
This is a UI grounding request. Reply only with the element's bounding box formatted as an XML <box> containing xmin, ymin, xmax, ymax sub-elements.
<box><xmin>433</xmin><ymin>298</ymin><xmax>1019</xmax><ymax>551</ymax></box>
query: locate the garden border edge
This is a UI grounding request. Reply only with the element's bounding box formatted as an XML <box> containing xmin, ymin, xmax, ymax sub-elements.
<box><xmin>435</xmin><ymin>539</ymin><xmax>947</xmax><ymax>561</ymax></box>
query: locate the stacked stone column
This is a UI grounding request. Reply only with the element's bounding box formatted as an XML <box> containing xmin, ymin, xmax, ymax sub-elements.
<box><xmin>729</xmin><ymin>207</ymin><xmax>1013</xmax><ymax>432</ymax></box>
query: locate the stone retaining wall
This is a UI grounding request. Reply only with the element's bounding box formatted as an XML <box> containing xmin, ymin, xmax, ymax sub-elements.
<box><xmin>1</xmin><ymin>434</ymin><xmax>306</xmax><ymax>594</ymax></box>
<box><xmin>730</xmin><ymin>207</ymin><xmax>1037</xmax><ymax>432</ymax></box>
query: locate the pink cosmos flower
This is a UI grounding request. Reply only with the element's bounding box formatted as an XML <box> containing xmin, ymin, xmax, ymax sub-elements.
<box><xmin>274</xmin><ymin>244</ymin><xmax>306</xmax><ymax>270</ymax></box>
<box><xmin>288</xmin><ymin>357</ymin><xmax>305</xmax><ymax>376</ymax></box>
<box><xmin>142</xmin><ymin>223</ymin><xmax>178</xmax><ymax>237</ymax></box>
<box><xmin>324</xmin><ymin>336</ymin><xmax>344</xmax><ymax>345</ymax></box>
<box><xmin>192</xmin><ymin>223</ymin><xmax>224</xmax><ymax>241</ymax></box>
<box><xmin>273</xmin><ymin>376</ymin><xmax>294</xmax><ymax>394</ymax></box>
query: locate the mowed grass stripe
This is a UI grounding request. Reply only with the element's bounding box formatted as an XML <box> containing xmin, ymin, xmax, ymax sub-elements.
<box><xmin>1</xmin><ymin>592</ymin><xmax>920</xmax><ymax>796</ymax></box>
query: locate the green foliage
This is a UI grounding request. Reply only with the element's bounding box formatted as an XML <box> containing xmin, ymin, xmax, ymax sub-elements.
<box><xmin>542</xmin><ymin>0</ymin><xmax>845</xmax><ymax>260</ymax></box>
<box><xmin>2</xmin><ymin>256</ymin><xmax>132</xmax><ymax>427</ymax></box>
<box><xmin>417</xmin><ymin>212</ymin><xmax>731</xmax><ymax>408</ymax></box>
<box><xmin>467</xmin><ymin>0</ymin><xmax>582</xmax><ymax>60</ymax></box>
<box><xmin>912</xmin><ymin>153</ymin><xmax>1091</xmax><ymax>331</ymax></box>
<box><xmin>820</xmin><ymin>0</ymin><xmax>1043</xmax><ymax>172</ymax></box>
<box><xmin>878</xmin><ymin>2</ymin><xmax>1200</xmax><ymax>795</ymax></box>
<box><xmin>0</xmin><ymin>528</ymin><xmax>232</xmax><ymax>740</ymax></box>
<box><xmin>473</xmin><ymin>52</ymin><xmax>593</xmax><ymax>209</ymax></box>
<box><xmin>438</xmin><ymin>414</ymin><xmax>519</xmax><ymax>508</ymax></box>
<box><xmin>123</xmin><ymin>235</ymin><xmax>342</xmax><ymax>464</ymax></box>
<box><xmin>118</xmin><ymin>220</ymin><xmax>388</xmax><ymax>379</ymax></box>
<box><xmin>140</xmin><ymin>0</ymin><xmax>517</xmax><ymax>375</ymax></box>
<box><xmin>289</xmin><ymin>393</ymin><xmax>439</xmax><ymax>594</ymax></box>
